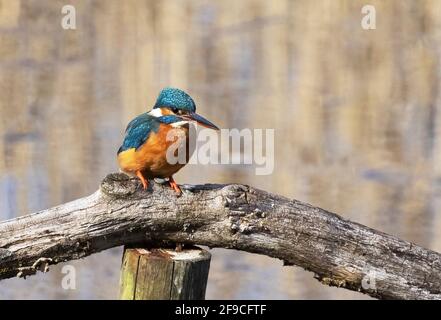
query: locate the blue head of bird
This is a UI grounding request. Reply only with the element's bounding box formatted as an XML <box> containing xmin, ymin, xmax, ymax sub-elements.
<box><xmin>153</xmin><ymin>87</ymin><xmax>219</xmax><ymax>130</ymax></box>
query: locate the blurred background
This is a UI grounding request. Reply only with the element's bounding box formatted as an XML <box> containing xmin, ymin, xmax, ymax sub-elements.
<box><xmin>1</xmin><ymin>0</ymin><xmax>441</xmax><ymax>299</ymax></box>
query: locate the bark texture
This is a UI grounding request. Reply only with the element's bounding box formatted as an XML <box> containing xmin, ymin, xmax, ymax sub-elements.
<box><xmin>0</xmin><ymin>173</ymin><xmax>440</xmax><ymax>300</ymax></box>
<box><xmin>119</xmin><ymin>246</ymin><xmax>211</xmax><ymax>300</ymax></box>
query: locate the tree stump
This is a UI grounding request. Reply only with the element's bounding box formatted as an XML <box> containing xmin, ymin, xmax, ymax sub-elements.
<box><xmin>119</xmin><ymin>246</ymin><xmax>211</xmax><ymax>300</ymax></box>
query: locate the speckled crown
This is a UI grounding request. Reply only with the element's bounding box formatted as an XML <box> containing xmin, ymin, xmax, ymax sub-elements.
<box><xmin>153</xmin><ymin>87</ymin><xmax>196</xmax><ymax>112</ymax></box>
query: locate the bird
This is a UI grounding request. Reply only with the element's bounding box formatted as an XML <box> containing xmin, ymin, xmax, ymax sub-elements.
<box><xmin>117</xmin><ymin>87</ymin><xmax>219</xmax><ymax>196</ymax></box>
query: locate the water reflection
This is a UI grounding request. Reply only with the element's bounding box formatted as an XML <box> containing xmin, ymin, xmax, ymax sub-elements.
<box><xmin>1</xmin><ymin>0</ymin><xmax>440</xmax><ymax>299</ymax></box>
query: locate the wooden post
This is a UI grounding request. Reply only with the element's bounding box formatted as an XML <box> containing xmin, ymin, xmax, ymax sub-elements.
<box><xmin>119</xmin><ymin>246</ymin><xmax>211</xmax><ymax>300</ymax></box>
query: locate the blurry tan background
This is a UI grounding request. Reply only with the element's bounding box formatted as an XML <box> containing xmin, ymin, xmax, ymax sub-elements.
<box><xmin>1</xmin><ymin>0</ymin><xmax>441</xmax><ymax>299</ymax></box>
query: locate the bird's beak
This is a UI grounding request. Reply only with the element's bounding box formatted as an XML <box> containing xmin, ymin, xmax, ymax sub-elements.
<box><xmin>183</xmin><ymin>112</ymin><xmax>219</xmax><ymax>130</ymax></box>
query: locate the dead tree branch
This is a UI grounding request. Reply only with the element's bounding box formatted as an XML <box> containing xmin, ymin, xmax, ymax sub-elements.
<box><xmin>0</xmin><ymin>173</ymin><xmax>440</xmax><ymax>299</ymax></box>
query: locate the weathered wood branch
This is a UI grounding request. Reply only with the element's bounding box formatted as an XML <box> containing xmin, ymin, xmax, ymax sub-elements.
<box><xmin>0</xmin><ymin>173</ymin><xmax>440</xmax><ymax>299</ymax></box>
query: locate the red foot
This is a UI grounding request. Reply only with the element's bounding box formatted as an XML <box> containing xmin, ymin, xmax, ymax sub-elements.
<box><xmin>169</xmin><ymin>176</ymin><xmax>182</xmax><ymax>196</ymax></box>
<box><xmin>136</xmin><ymin>171</ymin><xmax>148</xmax><ymax>190</ymax></box>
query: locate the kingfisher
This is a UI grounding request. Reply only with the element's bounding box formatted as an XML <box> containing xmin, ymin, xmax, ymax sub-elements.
<box><xmin>117</xmin><ymin>87</ymin><xmax>219</xmax><ymax>195</ymax></box>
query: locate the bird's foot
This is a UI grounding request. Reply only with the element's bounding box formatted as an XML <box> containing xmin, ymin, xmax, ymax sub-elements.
<box><xmin>176</xmin><ymin>243</ymin><xmax>183</xmax><ymax>252</ymax></box>
<box><xmin>136</xmin><ymin>171</ymin><xmax>149</xmax><ymax>190</ymax></box>
<box><xmin>169</xmin><ymin>176</ymin><xmax>182</xmax><ymax>196</ymax></box>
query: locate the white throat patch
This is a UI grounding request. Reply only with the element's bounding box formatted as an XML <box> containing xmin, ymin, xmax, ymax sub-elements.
<box><xmin>171</xmin><ymin>120</ymin><xmax>190</xmax><ymax>127</ymax></box>
<box><xmin>148</xmin><ymin>108</ymin><xmax>163</xmax><ymax>117</ymax></box>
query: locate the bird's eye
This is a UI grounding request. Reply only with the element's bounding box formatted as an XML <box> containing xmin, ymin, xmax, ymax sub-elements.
<box><xmin>173</xmin><ymin>108</ymin><xmax>184</xmax><ymax>115</ymax></box>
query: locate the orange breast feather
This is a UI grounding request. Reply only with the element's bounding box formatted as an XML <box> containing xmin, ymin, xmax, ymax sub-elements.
<box><xmin>117</xmin><ymin>124</ymin><xmax>188</xmax><ymax>178</ymax></box>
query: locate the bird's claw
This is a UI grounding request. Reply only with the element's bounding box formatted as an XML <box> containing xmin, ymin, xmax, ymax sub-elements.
<box><xmin>169</xmin><ymin>176</ymin><xmax>182</xmax><ymax>196</ymax></box>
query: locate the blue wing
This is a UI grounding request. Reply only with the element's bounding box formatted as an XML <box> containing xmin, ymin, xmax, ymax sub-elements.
<box><xmin>117</xmin><ymin>113</ymin><xmax>160</xmax><ymax>154</ymax></box>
